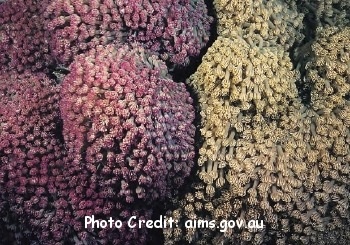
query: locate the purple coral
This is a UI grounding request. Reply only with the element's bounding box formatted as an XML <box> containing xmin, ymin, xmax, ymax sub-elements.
<box><xmin>117</xmin><ymin>0</ymin><xmax>213</xmax><ymax>65</ymax></box>
<box><xmin>43</xmin><ymin>0</ymin><xmax>124</xmax><ymax>65</ymax></box>
<box><xmin>0</xmin><ymin>0</ymin><xmax>202</xmax><ymax>242</ymax></box>
<box><xmin>59</xmin><ymin>43</ymin><xmax>195</xmax><ymax>243</ymax></box>
<box><xmin>0</xmin><ymin>0</ymin><xmax>53</xmax><ymax>72</ymax></box>
<box><xmin>60</xmin><ymin>43</ymin><xmax>195</xmax><ymax>205</ymax></box>
<box><xmin>43</xmin><ymin>0</ymin><xmax>212</xmax><ymax>66</ymax></box>
<box><xmin>0</xmin><ymin>71</ymin><xmax>69</xmax><ymax>243</ymax></box>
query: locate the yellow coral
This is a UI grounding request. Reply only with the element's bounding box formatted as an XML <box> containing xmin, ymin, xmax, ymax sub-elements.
<box><xmin>164</xmin><ymin>3</ymin><xmax>350</xmax><ymax>245</ymax></box>
<box><xmin>307</xmin><ymin>27</ymin><xmax>350</xmax><ymax>112</ymax></box>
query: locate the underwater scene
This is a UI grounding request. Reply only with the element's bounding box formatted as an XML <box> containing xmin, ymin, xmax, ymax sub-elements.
<box><xmin>0</xmin><ymin>0</ymin><xmax>349</xmax><ymax>244</ymax></box>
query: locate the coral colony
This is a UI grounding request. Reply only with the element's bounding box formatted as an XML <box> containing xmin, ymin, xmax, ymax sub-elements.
<box><xmin>0</xmin><ymin>0</ymin><xmax>349</xmax><ymax>245</ymax></box>
<box><xmin>0</xmin><ymin>0</ymin><xmax>209</xmax><ymax>243</ymax></box>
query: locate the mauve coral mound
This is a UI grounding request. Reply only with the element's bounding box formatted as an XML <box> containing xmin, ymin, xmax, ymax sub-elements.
<box><xmin>56</xmin><ymin>43</ymin><xmax>195</xmax><ymax>243</ymax></box>
<box><xmin>60</xmin><ymin>44</ymin><xmax>195</xmax><ymax>205</ymax></box>
<box><xmin>0</xmin><ymin>71</ymin><xmax>69</xmax><ymax>243</ymax></box>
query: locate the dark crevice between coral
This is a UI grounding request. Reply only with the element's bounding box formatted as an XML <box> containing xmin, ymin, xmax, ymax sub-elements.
<box><xmin>289</xmin><ymin>0</ymin><xmax>320</xmax><ymax>106</ymax></box>
<box><xmin>46</xmin><ymin>61</ymin><xmax>70</xmax><ymax>84</ymax></box>
<box><xmin>53</xmin><ymin>117</ymin><xmax>65</xmax><ymax>144</ymax></box>
<box><xmin>0</xmin><ymin>205</ymin><xmax>41</xmax><ymax>244</ymax></box>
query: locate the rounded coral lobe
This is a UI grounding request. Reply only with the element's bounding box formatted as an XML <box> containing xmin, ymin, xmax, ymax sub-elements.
<box><xmin>60</xmin><ymin>43</ymin><xmax>195</xmax><ymax>206</ymax></box>
<box><xmin>0</xmin><ymin>71</ymin><xmax>68</xmax><ymax>243</ymax></box>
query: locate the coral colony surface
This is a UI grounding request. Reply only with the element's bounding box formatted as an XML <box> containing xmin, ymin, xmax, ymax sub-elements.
<box><xmin>0</xmin><ymin>0</ymin><xmax>349</xmax><ymax>244</ymax></box>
